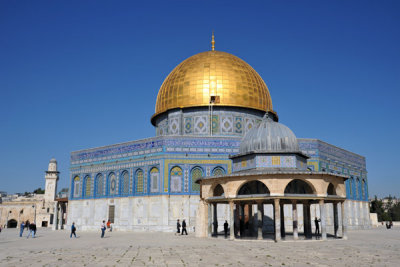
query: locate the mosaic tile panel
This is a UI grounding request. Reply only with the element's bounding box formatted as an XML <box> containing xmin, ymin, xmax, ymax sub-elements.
<box><xmin>184</xmin><ymin>117</ymin><xmax>192</xmax><ymax>134</ymax></box>
<box><xmin>221</xmin><ymin>116</ymin><xmax>233</xmax><ymax>133</ymax></box>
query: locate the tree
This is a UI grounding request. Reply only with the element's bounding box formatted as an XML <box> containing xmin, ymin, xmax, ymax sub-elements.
<box><xmin>33</xmin><ymin>188</ymin><xmax>45</xmax><ymax>194</ymax></box>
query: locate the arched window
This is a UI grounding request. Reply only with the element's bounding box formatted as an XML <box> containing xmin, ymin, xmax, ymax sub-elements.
<box><xmin>213</xmin><ymin>184</ymin><xmax>225</xmax><ymax>197</ymax></box>
<box><xmin>349</xmin><ymin>177</ymin><xmax>353</xmax><ymax>197</ymax></box>
<box><xmin>361</xmin><ymin>179</ymin><xmax>365</xmax><ymax>200</ymax></box>
<box><xmin>238</xmin><ymin>181</ymin><xmax>270</xmax><ymax>195</ymax></box>
<box><xmin>120</xmin><ymin>171</ymin><xmax>130</xmax><ymax>195</ymax></box>
<box><xmin>95</xmin><ymin>174</ymin><xmax>104</xmax><ymax>197</ymax></box>
<box><xmin>212</xmin><ymin>167</ymin><xmax>225</xmax><ymax>176</ymax></box>
<box><xmin>170</xmin><ymin>166</ymin><xmax>183</xmax><ymax>193</ymax></box>
<box><xmin>150</xmin><ymin>167</ymin><xmax>159</xmax><ymax>193</ymax></box>
<box><xmin>108</xmin><ymin>172</ymin><xmax>117</xmax><ymax>195</ymax></box>
<box><xmin>327</xmin><ymin>183</ymin><xmax>336</xmax><ymax>195</ymax></box>
<box><xmin>355</xmin><ymin>178</ymin><xmax>360</xmax><ymax>199</ymax></box>
<box><xmin>284</xmin><ymin>179</ymin><xmax>314</xmax><ymax>194</ymax></box>
<box><xmin>84</xmin><ymin>175</ymin><xmax>92</xmax><ymax>197</ymax></box>
<box><xmin>190</xmin><ymin>167</ymin><xmax>202</xmax><ymax>192</ymax></box>
<box><xmin>73</xmin><ymin>176</ymin><xmax>80</xmax><ymax>198</ymax></box>
<box><xmin>136</xmin><ymin>169</ymin><xmax>144</xmax><ymax>193</ymax></box>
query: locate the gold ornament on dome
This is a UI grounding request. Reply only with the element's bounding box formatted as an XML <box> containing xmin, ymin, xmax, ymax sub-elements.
<box><xmin>152</xmin><ymin>35</ymin><xmax>273</xmax><ymax>124</ymax></box>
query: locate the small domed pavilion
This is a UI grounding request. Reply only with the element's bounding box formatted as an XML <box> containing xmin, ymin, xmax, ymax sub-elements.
<box><xmin>196</xmin><ymin>113</ymin><xmax>349</xmax><ymax>241</ymax></box>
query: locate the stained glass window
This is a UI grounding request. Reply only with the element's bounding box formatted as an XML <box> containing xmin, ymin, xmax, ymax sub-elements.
<box><xmin>191</xmin><ymin>167</ymin><xmax>202</xmax><ymax>192</ymax></box>
<box><xmin>170</xmin><ymin>166</ymin><xmax>182</xmax><ymax>193</ymax></box>
<box><xmin>136</xmin><ymin>169</ymin><xmax>144</xmax><ymax>193</ymax></box>
<box><xmin>121</xmin><ymin>171</ymin><xmax>130</xmax><ymax>195</ymax></box>
<box><xmin>109</xmin><ymin>173</ymin><xmax>116</xmax><ymax>195</ymax></box>
<box><xmin>73</xmin><ymin>176</ymin><xmax>80</xmax><ymax>198</ymax></box>
<box><xmin>150</xmin><ymin>168</ymin><xmax>159</xmax><ymax>193</ymax></box>
<box><xmin>84</xmin><ymin>176</ymin><xmax>92</xmax><ymax>197</ymax></box>
<box><xmin>96</xmin><ymin>174</ymin><xmax>104</xmax><ymax>196</ymax></box>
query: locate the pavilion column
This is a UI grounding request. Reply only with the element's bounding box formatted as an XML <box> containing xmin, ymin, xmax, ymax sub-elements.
<box><xmin>280</xmin><ymin>202</ymin><xmax>285</xmax><ymax>238</ymax></box>
<box><xmin>319</xmin><ymin>199</ymin><xmax>327</xmax><ymax>240</ymax></box>
<box><xmin>292</xmin><ymin>200</ymin><xmax>298</xmax><ymax>240</ymax></box>
<box><xmin>303</xmin><ymin>202</ymin><xmax>311</xmax><ymax>238</ymax></box>
<box><xmin>257</xmin><ymin>201</ymin><xmax>263</xmax><ymax>240</ymax></box>
<box><xmin>213</xmin><ymin>203</ymin><xmax>218</xmax><ymax>236</ymax></box>
<box><xmin>229</xmin><ymin>201</ymin><xmax>235</xmax><ymax>240</ymax></box>
<box><xmin>235</xmin><ymin>203</ymin><xmax>240</xmax><ymax>237</ymax></box>
<box><xmin>207</xmin><ymin>203</ymin><xmax>212</xmax><ymax>237</ymax></box>
<box><xmin>239</xmin><ymin>204</ymin><xmax>245</xmax><ymax>237</ymax></box>
<box><xmin>274</xmin><ymin>198</ymin><xmax>281</xmax><ymax>242</ymax></box>
<box><xmin>333</xmin><ymin>202</ymin><xmax>339</xmax><ymax>238</ymax></box>
<box><xmin>52</xmin><ymin>202</ymin><xmax>58</xmax><ymax>230</ymax></box>
<box><xmin>341</xmin><ymin>201</ymin><xmax>348</xmax><ymax>240</ymax></box>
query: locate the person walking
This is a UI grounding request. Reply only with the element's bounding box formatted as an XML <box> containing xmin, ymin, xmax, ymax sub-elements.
<box><xmin>101</xmin><ymin>220</ymin><xmax>106</xmax><ymax>238</ymax></box>
<box><xmin>176</xmin><ymin>219</ymin><xmax>181</xmax><ymax>235</ymax></box>
<box><xmin>314</xmin><ymin>217</ymin><xmax>321</xmax><ymax>236</ymax></box>
<box><xmin>19</xmin><ymin>221</ymin><xmax>25</xmax><ymax>237</ymax></box>
<box><xmin>70</xmin><ymin>222</ymin><xmax>77</xmax><ymax>238</ymax></box>
<box><xmin>181</xmin><ymin>219</ymin><xmax>188</xmax><ymax>235</ymax></box>
<box><xmin>224</xmin><ymin>220</ymin><xmax>229</xmax><ymax>237</ymax></box>
<box><xmin>27</xmin><ymin>223</ymin><xmax>36</xmax><ymax>238</ymax></box>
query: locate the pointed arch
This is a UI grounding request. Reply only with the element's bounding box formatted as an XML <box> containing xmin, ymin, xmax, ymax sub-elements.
<box><xmin>213</xmin><ymin>184</ymin><xmax>225</xmax><ymax>197</ymax></box>
<box><xmin>212</xmin><ymin>167</ymin><xmax>225</xmax><ymax>176</ymax></box>
<box><xmin>327</xmin><ymin>183</ymin><xmax>336</xmax><ymax>195</ymax></box>
<box><xmin>284</xmin><ymin>179</ymin><xmax>315</xmax><ymax>195</ymax></box>
<box><xmin>237</xmin><ymin>180</ymin><xmax>270</xmax><ymax>196</ymax></box>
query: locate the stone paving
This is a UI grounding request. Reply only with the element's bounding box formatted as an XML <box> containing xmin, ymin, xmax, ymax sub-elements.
<box><xmin>0</xmin><ymin>227</ymin><xmax>399</xmax><ymax>266</ymax></box>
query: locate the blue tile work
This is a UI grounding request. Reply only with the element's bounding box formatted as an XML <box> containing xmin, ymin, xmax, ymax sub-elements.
<box><xmin>298</xmin><ymin>138</ymin><xmax>368</xmax><ymax>202</ymax></box>
<box><xmin>70</xmin><ymin>137</ymin><xmax>368</xmax><ymax>202</ymax></box>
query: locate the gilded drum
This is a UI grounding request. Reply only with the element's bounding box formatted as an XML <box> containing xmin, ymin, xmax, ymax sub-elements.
<box><xmin>152</xmin><ymin>51</ymin><xmax>273</xmax><ymax>120</ymax></box>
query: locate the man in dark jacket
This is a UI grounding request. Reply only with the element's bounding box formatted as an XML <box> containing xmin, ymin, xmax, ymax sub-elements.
<box><xmin>70</xmin><ymin>222</ymin><xmax>77</xmax><ymax>238</ymax></box>
<box><xmin>181</xmin><ymin>219</ymin><xmax>188</xmax><ymax>235</ymax></box>
<box><xmin>27</xmin><ymin>223</ymin><xmax>36</xmax><ymax>238</ymax></box>
<box><xmin>176</xmin><ymin>219</ymin><xmax>181</xmax><ymax>235</ymax></box>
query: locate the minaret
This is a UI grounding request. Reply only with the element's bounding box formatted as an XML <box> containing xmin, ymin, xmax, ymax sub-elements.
<box><xmin>44</xmin><ymin>158</ymin><xmax>59</xmax><ymax>202</ymax></box>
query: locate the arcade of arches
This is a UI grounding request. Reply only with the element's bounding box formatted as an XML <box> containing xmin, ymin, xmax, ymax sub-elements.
<box><xmin>197</xmin><ymin>172</ymin><xmax>348</xmax><ymax>241</ymax></box>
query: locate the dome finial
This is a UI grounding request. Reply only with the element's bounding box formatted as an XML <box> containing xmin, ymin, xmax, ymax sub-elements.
<box><xmin>211</xmin><ymin>31</ymin><xmax>215</xmax><ymax>51</ymax></box>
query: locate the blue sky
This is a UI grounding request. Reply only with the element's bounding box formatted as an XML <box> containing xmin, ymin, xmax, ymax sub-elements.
<box><xmin>0</xmin><ymin>0</ymin><xmax>399</xmax><ymax>197</ymax></box>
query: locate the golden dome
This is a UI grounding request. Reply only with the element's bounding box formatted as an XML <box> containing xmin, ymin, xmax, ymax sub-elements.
<box><xmin>152</xmin><ymin>50</ymin><xmax>273</xmax><ymax>123</ymax></box>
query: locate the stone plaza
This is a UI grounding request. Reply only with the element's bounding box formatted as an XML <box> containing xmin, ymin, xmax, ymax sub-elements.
<box><xmin>0</xmin><ymin>227</ymin><xmax>399</xmax><ymax>266</ymax></box>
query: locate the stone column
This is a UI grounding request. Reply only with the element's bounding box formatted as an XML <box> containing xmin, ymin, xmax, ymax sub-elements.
<box><xmin>207</xmin><ymin>203</ymin><xmax>212</xmax><ymax>237</ymax></box>
<box><xmin>257</xmin><ymin>201</ymin><xmax>263</xmax><ymax>240</ymax></box>
<box><xmin>341</xmin><ymin>201</ymin><xmax>348</xmax><ymax>240</ymax></box>
<box><xmin>213</xmin><ymin>203</ymin><xmax>218</xmax><ymax>236</ymax></box>
<box><xmin>52</xmin><ymin>202</ymin><xmax>58</xmax><ymax>230</ymax></box>
<box><xmin>229</xmin><ymin>201</ymin><xmax>235</xmax><ymax>240</ymax></box>
<box><xmin>58</xmin><ymin>204</ymin><xmax>63</xmax><ymax>230</ymax></box>
<box><xmin>319</xmin><ymin>199</ymin><xmax>327</xmax><ymax>240</ymax></box>
<box><xmin>292</xmin><ymin>200</ymin><xmax>298</xmax><ymax>240</ymax></box>
<box><xmin>274</xmin><ymin>198</ymin><xmax>281</xmax><ymax>242</ymax></box>
<box><xmin>280</xmin><ymin>203</ymin><xmax>285</xmax><ymax>238</ymax></box>
<box><xmin>303</xmin><ymin>202</ymin><xmax>311</xmax><ymax>238</ymax></box>
<box><xmin>333</xmin><ymin>202</ymin><xmax>339</xmax><ymax>238</ymax></box>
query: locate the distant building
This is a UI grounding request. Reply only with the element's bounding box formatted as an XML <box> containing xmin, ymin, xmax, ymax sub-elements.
<box><xmin>0</xmin><ymin>159</ymin><xmax>60</xmax><ymax>228</ymax></box>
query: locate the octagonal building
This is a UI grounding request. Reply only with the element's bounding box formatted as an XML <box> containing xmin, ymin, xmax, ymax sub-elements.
<box><xmin>68</xmin><ymin>36</ymin><xmax>370</xmax><ymax>233</ymax></box>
